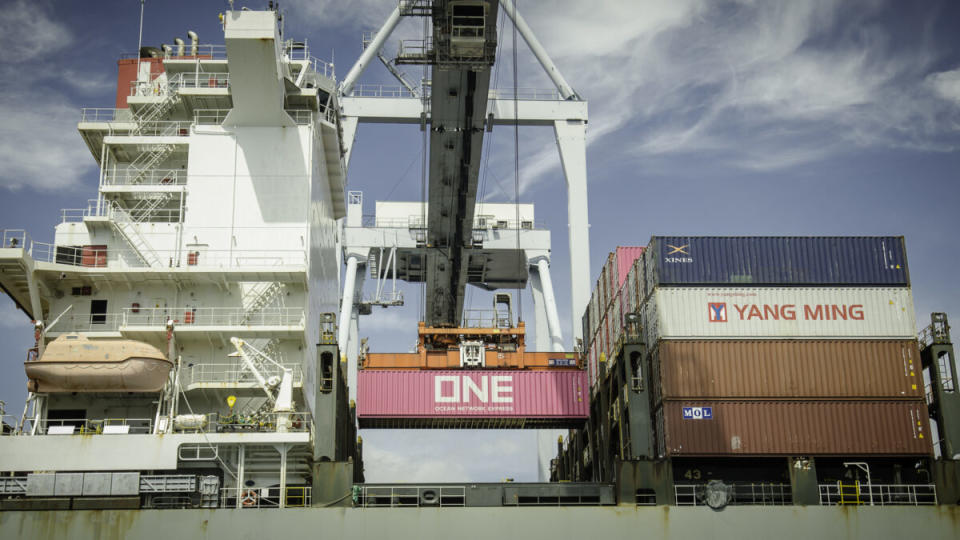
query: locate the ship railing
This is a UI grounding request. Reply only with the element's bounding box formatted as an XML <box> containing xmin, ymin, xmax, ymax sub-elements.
<box><xmin>182</xmin><ymin>363</ymin><xmax>304</xmax><ymax>388</ymax></box>
<box><xmin>1</xmin><ymin>413</ymin><xmax>22</xmax><ymax>436</ymax></box>
<box><xmin>163</xmin><ymin>44</ymin><xmax>227</xmax><ymax>60</ymax></box>
<box><xmin>103</xmin><ymin>168</ymin><xmax>186</xmax><ymax>186</ymax></box>
<box><xmin>121</xmin><ymin>307</ymin><xmax>306</xmax><ymax>328</ymax></box>
<box><xmin>674</xmin><ymin>482</ymin><xmax>793</xmax><ymax>506</ymax></box>
<box><xmin>1</xmin><ymin>229</ymin><xmax>30</xmax><ymax>249</ymax></box>
<box><xmin>219</xmin><ymin>485</ymin><xmax>312</xmax><ymax>509</ymax></box>
<box><xmin>60</xmin><ymin>199</ymin><xmax>107</xmax><ymax>222</ymax></box>
<box><xmin>357</xmin><ymin>485</ymin><xmax>467</xmax><ymax>508</ymax></box>
<box><xmin>286</xmin><ymin>109</ymin><xmax>313</xmax><ymax>125</ymax></box>
<box><xmin>213</xmin><ymin>411</ymin><xmax>312</xmax><ymax>433</ymax></box>
<box><xmin>169</xmin><ymin>71</ymin><xmax>230</xmax><ymax>90</ymax></box>
<box><xmin>818</xmin><ymin>482</ymin><xmax>937</xmax><ymax>506</ymax></box>
<box><xmin>50</xmin><ymin>312</ymin><xmax>125</xmax><ymax>332</ymax></box>
<box><xmin>0</xmin><ymin>477</ymin><xmax>28</xmax><ymax>494</ymax></box>
<box><xmin>359</xmin><ymin>215</ymin><xmax>544</xmax><ymax>230</ymax></box>
<box><xmin>79</xmin><ymin>107</ymin><xmax>135</xmax><ymax>123</ymax></box>
<box><xmin>193</xmin><ymin>108</ymin><xmax>314</xmax><ymax>126</ymax></box>
<box><xmin>37</xmin><ymin>417</ymin><xmax>153</xmax><ymax>435</ymax></box>
<box><xmin>28</xmin><ymin>243</ymin><xmax>307</xmax><ymax>268</ymax></box>
<box><xmin>113</xmin><ymin>120</ymin><xmax>192</xmax><ymax>137</ymax></box>
<box><xmin>195</xmin><ymin>108</ymin><xmax>230</xmax><ymax>125</ymax></box>
<box><xmin>462</xmin><ymin>309</ymin><xmax>514</xmax><ymax>329</ymax></box>
<box><xmin>488</xmin><ymin>88</ymin><xmax>565</xmax><ymax>101</ymax></box>
<box><xmin>351</xmin><ymin>84</ymin><xmax>420</xmax><ymax>98</ymax></box>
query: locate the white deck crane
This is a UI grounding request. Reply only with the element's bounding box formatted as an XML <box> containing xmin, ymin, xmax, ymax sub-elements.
<box><xmin>229</xmin><ymin>337</ymin><xmax>294</xmax><ymax>432</ymax></box>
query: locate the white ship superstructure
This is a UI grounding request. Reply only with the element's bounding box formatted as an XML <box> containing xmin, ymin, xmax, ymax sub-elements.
<box><xmin>0</xmin><ymin>9</ymin><xmax>358</xmax><ymax>508</ymax></box>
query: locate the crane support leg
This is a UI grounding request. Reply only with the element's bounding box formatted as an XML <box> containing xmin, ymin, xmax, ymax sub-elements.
<box><xmin>338</xmin><ymin>255</ymin><xmax>360</xmax><ymax>349</ymax></box>
<box><xmin>528</xmin><ymin>269</ymin><xmax>551</xmax><ymax>352</ymax></box>
<box><xmin>554</xmin><ymin>119</ymin><xmax>591</xmax><ymax>344</ymax></box>
<box><xmin>533</xmin><ymin>258</ymin><xmax>564</xmax><ymax>351</ymax></box>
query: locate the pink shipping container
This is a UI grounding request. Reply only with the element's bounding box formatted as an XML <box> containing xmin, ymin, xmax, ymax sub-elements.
<box><xmin>357</xmin><ymin>370</ymin><xmax>589</xmax><ymax>429</ymax></box>
<box><xmin>615</xmin><ymin>246</ymin><xmax>645</xmax><ymax>288</ymax></box>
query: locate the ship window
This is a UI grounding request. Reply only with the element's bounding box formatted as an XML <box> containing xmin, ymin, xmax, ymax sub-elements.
<box><xmin>91</xmin><ymin>299</ymin><xmax>108</xmax><ymax>324</ymax></box>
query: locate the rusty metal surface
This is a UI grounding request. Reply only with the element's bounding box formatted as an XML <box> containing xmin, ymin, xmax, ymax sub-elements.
<box><xmin>651</xmin><ymin>340</ymin><xmax>923</xmax><ymax>401</ymax></box>
<box><xmin>658</xmin><ymin>400</ymin><xmax>932</xmax><ymax>456</ymax></box>
<box><xmin>363</xmin><ymin>351</ymin><xmax>581</xmax><ymax>370</ymax></box>
<box><xmin>1</xmin><ymin>506</ymin><xmax>959</xmax><ymax>540</ymax></box>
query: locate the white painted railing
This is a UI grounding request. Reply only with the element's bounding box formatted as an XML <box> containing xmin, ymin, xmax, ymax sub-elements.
<box><xmin>122</xmin><ymin>307</ymin><xmax>305</xmax><ymax>328</ymax></box>
<box><xmin>28</xmin><ymin>242</ymin><xmax>307</xmax><ymax>268</ymax></box>
<box><xmin>103</xmin><ymin>169</ymin><xmax>185</xmax><ymax>186</ymax></box>
<box><xmin>181</xmin><ymin>363</ymin><xmax>304</xmax><ymax>388</ymax></box>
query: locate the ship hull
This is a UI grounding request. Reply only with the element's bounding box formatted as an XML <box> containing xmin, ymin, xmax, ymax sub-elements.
<box><xmin>1</xmin><ymin>506</ymin><xmax>958</xmax><ymax>539</ymax></box>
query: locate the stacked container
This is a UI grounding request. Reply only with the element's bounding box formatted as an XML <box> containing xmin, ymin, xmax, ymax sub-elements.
<box><xmin>583</xmin><ymin>246</ymin><xmax>644</xmax><ymax>388</ymax></box>
<box><xmin>624</xmin><ymin>236</ymin><xmax>931</xmax><ymax>457</ymax></box>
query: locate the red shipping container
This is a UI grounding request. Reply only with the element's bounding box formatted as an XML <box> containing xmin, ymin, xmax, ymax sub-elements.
<box><xmin>658</xmin><ymin>400</ymin><xmax>931</xmax><ymax>457</ymax></box>
<box><xmin>357</xmin><ymin>370</ymin><xmax>589</xmax><ymax>428</ymax></box>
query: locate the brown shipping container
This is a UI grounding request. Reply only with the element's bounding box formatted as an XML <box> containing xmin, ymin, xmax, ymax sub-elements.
<box><xmin>658</xmin><ymin>400</ymin><xmax>931</xmax><ymax>457</ymax></box>
<box><xmin>651</xmin><ymin>340</ymin><xmax>922</xmax><ymax>401</ymax></box>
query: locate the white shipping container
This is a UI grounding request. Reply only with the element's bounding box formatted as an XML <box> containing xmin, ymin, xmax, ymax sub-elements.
<box><xmin>642</xmin><ymin>287</ymin><xmax>917</xmax><ymax>342</ymax></box>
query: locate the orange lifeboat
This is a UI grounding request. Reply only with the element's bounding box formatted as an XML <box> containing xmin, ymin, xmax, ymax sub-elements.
<box><xmin>25</xmin><ymin>333</ymin><xmax>173</xmax><ymax>393</ymax></box>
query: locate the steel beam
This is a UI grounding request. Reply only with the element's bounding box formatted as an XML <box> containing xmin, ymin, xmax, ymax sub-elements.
<box><xmin>340</xmin><ymin>7</ymin><xmax>402</xmax><ymax>96</ymax></box>
<box><xmin>340</xmin><ymin>96</ymin><xmax>587</xmax><ymax>126</ymax></box>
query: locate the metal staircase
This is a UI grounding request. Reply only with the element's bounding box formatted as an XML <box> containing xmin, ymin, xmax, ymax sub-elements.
<box><xmin>127</xmin><ymin>144</ymin><xmax>178</xmax><ymax>186</ymax></box>
<box><xmin>107</xmin><ymin>196</ymin><xmax>174</xmax><ymax>267</ymax></box>
<box><xmin>132</xmin><ymin>90</ymin><xmax>181</xmax><ymax>135</ymax></box>
<box><xmin>240</xmin><ymin>282</ymin><xmax>286</xmax><ymax>325</ymax></box>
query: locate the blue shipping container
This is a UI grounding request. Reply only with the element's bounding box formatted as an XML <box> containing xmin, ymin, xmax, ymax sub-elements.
<box><xmin>643</xmin><ymin>236</ymin><xmax>909</xmax><ymax>296</ymax></box>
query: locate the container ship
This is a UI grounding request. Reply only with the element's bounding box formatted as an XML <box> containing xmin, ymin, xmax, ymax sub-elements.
<box><xmin>0</xmin><ymin>3</ymin><xmax>958</xmax><ymax>539</ymax></box>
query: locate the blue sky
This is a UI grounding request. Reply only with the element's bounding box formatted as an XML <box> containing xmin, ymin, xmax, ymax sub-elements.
<box><xmin>1</xmin><ymin>0</ymin><xmax>960</xmax><ymax>481</ymax></box>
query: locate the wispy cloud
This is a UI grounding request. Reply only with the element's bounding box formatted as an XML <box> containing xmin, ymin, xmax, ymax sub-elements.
<box><xmin>0</xmin><ymin>1</ymin><xmax>95</xmax><ymax>192</ymax></box>
<box><xmin>474</xmin><ymin>0</ymin><xmax>960</xmax><ymax>190</ymax></box>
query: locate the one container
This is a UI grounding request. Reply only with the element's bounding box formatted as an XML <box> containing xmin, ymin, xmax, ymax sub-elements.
<box><xmin>641</xmin><ymin>287</ymin><xmax>916</xmax><ymax>343</ymax></box>
<box><xmin>649</xmin><ymin>340</ymin><xmax>923</xmax><ymax>403</ymax></box>
<box><xmin>356</xmin><ymin>370</ymin><xmax>589</xmax><ymax>428</ymax></box>
<box><xmin>657</xmin><ymin>400</ymin><xmax>931</xmax><ymax>457</ymax></box>
<box><xmin>643</xmin><ymin>236</ymin><xmax>909</xmax><ymax>299</ymax></box>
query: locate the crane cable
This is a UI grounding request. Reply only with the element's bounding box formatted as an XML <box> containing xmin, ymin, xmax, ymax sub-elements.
<box><xmin>512</xmin><ymin>0</ymin><xmax>523</xmax><ymax>324</ymax></box>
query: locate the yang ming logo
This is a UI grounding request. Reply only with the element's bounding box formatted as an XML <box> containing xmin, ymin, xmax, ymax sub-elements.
<box><xmin>708</xmin><ymin>302</ymin><xmax>727</xmax><ymax>322</ymax></box>
<box><xmin>664</xmin><ymin>244</ymin><xmax>693</xmax><ymax>263</ymax></box>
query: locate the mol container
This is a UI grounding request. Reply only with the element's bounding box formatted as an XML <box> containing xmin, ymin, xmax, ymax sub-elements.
<box><xmin>641</xmin><ymin>287</ymin><xmax>916</xmax><ymax>344</ymax></box>
<box><xmin>649</xmin><ymin>340</ymin><xmax>923</xmax><ymax>403</ymax></box>
<box><xmin>642</xmin><ymin>236</ymin><xmax>909</xmax><ymax>299</ymax></box>
<box><xmin>356</xmin><ymin>370</ymin><xmax>588</xmax><ymax>429</ymax></box>
<box><xmin>656</xmin><ymin>400</ymin><xmax>931</xmax><ymax>457</ymax></box>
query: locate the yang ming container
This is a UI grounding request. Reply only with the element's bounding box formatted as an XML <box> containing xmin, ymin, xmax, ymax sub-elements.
<box><xmin>657</xmin><ymin>400</ymin><xmax>931</xmax><ymax>457</ymax></box>
<box><xmin>643</xmin><ymin>236</ymin><xmax>910</xmax><ymax>299</ymax></box>
<box><xmin>649</xmin><ymin>340</ymin><xmax>923</xmax><ymax>403</ymax></box>
<box><xmin>641</xmin><ymin>287</ymin><xmax>917</xmax><ymax>344</ymax></box>
<box><xmin>356</xmin><ymin>370</ymin><xmax>589</xmax><ymax>429</ymax></box>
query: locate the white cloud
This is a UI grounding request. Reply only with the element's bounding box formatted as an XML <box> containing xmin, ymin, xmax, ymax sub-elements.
<box><xmin>0</xmin><ymin>0</ymin><xmax>73</xmax><ymax>62</ymax></box>
<box><xmin>0</xmin><ymin>98</ymin><xmax>97</xmax><ymax>191</ymax></box>
<box><xmin>926</xmin><ymin>68</ymin><xmax>960</xmax><ymax>105</ymax></box>
<box><xmin>0</xmin><ymin>1</ymin><xmax>94</xmax><ymax>192</ymax></box>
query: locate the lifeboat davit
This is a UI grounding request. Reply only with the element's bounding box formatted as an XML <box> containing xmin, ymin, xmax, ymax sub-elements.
<box><xmin>25</xmin><ymin>333</ymin><xmax>173</xmax><ymax>393</ymax></box>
